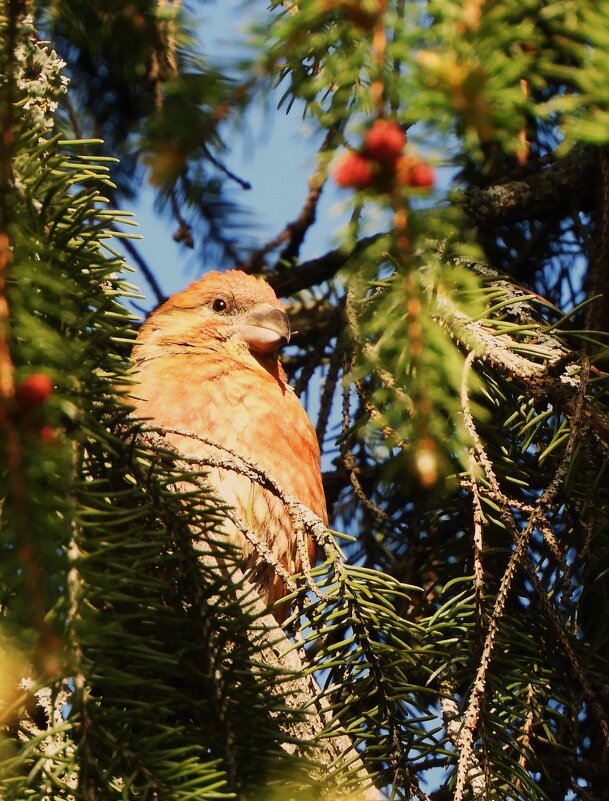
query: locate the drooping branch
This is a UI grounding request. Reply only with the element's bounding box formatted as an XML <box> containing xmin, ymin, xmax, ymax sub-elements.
<box><xmin>455</xmin><ymin>352</ymin><xmax>609</xmax><ymax>801</ymax></box>
<box><xmin>434</xmin><ymin>267</ymin><xmax>609</xmax><ymax>446</ymax></box>
<box><xmin>282</xmin><ymin>244</ymin><xmax>609</xmax><ymax>451</ymax></box>
<box><xmin>240</xmin><ymin>126</ymin><xmax>342</xmax><ymax>274</ymax></box>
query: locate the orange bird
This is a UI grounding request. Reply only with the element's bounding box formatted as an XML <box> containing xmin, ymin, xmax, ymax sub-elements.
<box><xmin>131</xmin><ymin>270</ymin><xmax>327</xmax><ymax>617</ymax></box>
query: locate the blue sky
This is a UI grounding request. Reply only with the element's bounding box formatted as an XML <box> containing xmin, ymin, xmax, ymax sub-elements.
<box><xmin>123</xmin><ymin>0</ymin><xmax>342</xmax><ymax>309</ymax></box>
<box><xmin>122</xmin><ymin>0</ymin><xmax>453</xmax><ymax>314</ymax></box>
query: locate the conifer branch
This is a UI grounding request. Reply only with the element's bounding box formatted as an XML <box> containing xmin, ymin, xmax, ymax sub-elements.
<box><xmin>462</xmin><ymin>146</ymin><xmax>596</xmax><ymax>225</ymax></box>
<box><xmin>137</xmin><ymin>428</ymin><xmax>385</xmax><ymax>799</ymax></box>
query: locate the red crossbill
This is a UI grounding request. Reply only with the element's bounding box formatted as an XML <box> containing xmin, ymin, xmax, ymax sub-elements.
<box><xmin>131</xmin><ymin>270</ymin><xmax>327</xmax><ymax>618</ymax></box>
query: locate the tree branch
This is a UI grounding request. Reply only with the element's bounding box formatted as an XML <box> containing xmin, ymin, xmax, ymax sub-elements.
<box><xmin>268</xmin><ymin>234</ymin><xmax>382</xmax><ymax>297</ymax></box>
<box><xmin>240</xmin><ymin>126</ymin><xmax>342</xmax><ymax>274</ymax></box>
<box><xmin>287</xmin><ymin>298</ymin><xmax>341</xmax><ymax>345</ymax></box>
<box><xmin>461</xmin><ymin>146</ymin><xmax>597</xmax><ymax>225</ymax></box>
<box><xmin>434</xmin><ymin>263</ymin><xmax>609</xmax><ymax>446</ymax></box>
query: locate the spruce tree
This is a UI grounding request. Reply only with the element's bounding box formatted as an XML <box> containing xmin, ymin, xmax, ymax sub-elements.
<box><xmin>2</xmin><ymin>2</ymin><xmax>609</xmax><ymax>800</ymax></box>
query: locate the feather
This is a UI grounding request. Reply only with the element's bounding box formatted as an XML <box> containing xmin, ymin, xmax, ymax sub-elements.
<box><xmin>131</xmin><ymin>270</ymin><xmax>327</xmax><ymax>618</ymax></box>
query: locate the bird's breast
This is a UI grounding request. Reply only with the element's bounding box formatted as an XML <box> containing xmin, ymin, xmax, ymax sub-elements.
<box><xmin>130</xmin><ymin>352</ymin><xmax>327</xmax><ymax>525</ymax></box>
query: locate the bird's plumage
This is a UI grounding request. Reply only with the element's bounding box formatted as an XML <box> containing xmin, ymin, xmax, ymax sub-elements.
<box><xmin>131</xmin><ymin>270</ymin><xmax>327</xmax><ymax>615</ymax></box>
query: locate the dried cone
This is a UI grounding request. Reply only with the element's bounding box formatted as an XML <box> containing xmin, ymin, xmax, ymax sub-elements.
<box><xmin>323</xmin><ymin>0</ymin><xmax>387</xmax><ymax>29</ymax></box>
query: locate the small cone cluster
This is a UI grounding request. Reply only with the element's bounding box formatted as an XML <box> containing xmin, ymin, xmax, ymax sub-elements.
<box><xmin>334</xmin><ymin>119</ymin><xmax>435</xmax><ymax>192</ymax></box>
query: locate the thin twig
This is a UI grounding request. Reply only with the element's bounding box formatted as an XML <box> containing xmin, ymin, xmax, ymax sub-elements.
<box><xmin>465</xmin><ymin>451</ymin><xmax>485</xmax><ymax>611</ymax></box>
<box><xmin>341</xmin><ymin>359</ymin><xmax>399</xmax><ymax>530</ymax></box>
<box><xmin>344</xmin><ymin>288</ymin><xmax>409</xmax><ymax>450</ymax></box>
<box><xmin>143</xmin><ymin>426</ymin><xmax>339</xmax><ymax>594</ymax></box>
<box><xmin>268</xmin><ymin>234</ymin><xmax>382</xmax><ymax>297</ymax></box>
<box><xmin>240</xmin><ymin>125</ymin><xmax>342</xmax><ymax>273</ymax></box>
<box><xmin>315</xmin><ymin>342</ymin><xmax>342</xmax><ymax>448</ymax></box>
<box><xmin>292</xmin><ymin>333</ymin><xmax>331</xmax><ymax>396</ymax></box>
<box><xmin>169</xmin><ymin>188</ymin><xmax>194</xmax><ymax>248</ymax></box>
<box><xmin>513</xmin><ymin>684</ymin><xmax>537</xmax><ymax>794</ymax></box>
<box><xmin>455</xmin><ymin>351</ymin><xmax>609</xmax><ymax>800</ymax></box>
<box><xmin>202</xmin><ymin>142</ymin><xmax>252</xmax><ymax>190</ymax></box>
<box><xmin>119</xmin><ymin>235</ymin><xmax>167</xmax><ymax>306</ymax></box>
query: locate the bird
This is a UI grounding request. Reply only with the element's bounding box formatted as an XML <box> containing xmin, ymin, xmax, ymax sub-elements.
<box><xmin>130</xmin><ymin>269</ymin><xmax>327</xmax><ymax>619</ymax></box>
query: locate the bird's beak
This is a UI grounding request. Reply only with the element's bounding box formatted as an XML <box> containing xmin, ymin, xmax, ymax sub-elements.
<box><xmin>236</xmin><ymin>303</ymin><xmax>291</xmax><ymax>354</ymax></box>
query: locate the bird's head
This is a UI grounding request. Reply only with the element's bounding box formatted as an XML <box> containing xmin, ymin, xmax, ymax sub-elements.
<box><xmin>134</xmin><ymin>270</ymin><xmax>291</xmax><ymax>363</ymax></box>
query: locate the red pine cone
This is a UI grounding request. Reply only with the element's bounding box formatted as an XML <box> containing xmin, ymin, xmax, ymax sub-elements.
<box><xmin>38</xmin><ymin>425</ymin><xmax>57</xmax><ymax>443</ymax></box>
<box><xmin>396</xmin><ymin>155</ymin><xmax>435</xmax><ymax>188</ymax></box>
<box><xmin>334</xmin><ymin>150</ymin><xmax>376</xmax><ymax>189</ymax></box>
<box><xmin>363</xmin><ymin>119</ymin><xmax>406</xmax><ymax>165</ymax></box>
<box><xmin>15</xmin><ymin>373</ymin><xmax>53</xmax><ymax>413</ymax></box>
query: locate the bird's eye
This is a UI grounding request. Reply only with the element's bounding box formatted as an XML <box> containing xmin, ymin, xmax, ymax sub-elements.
<box><xmin>211</xmin><ymin>298</ymin><xmax>228</xmax><ymax>313</ymax></box>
